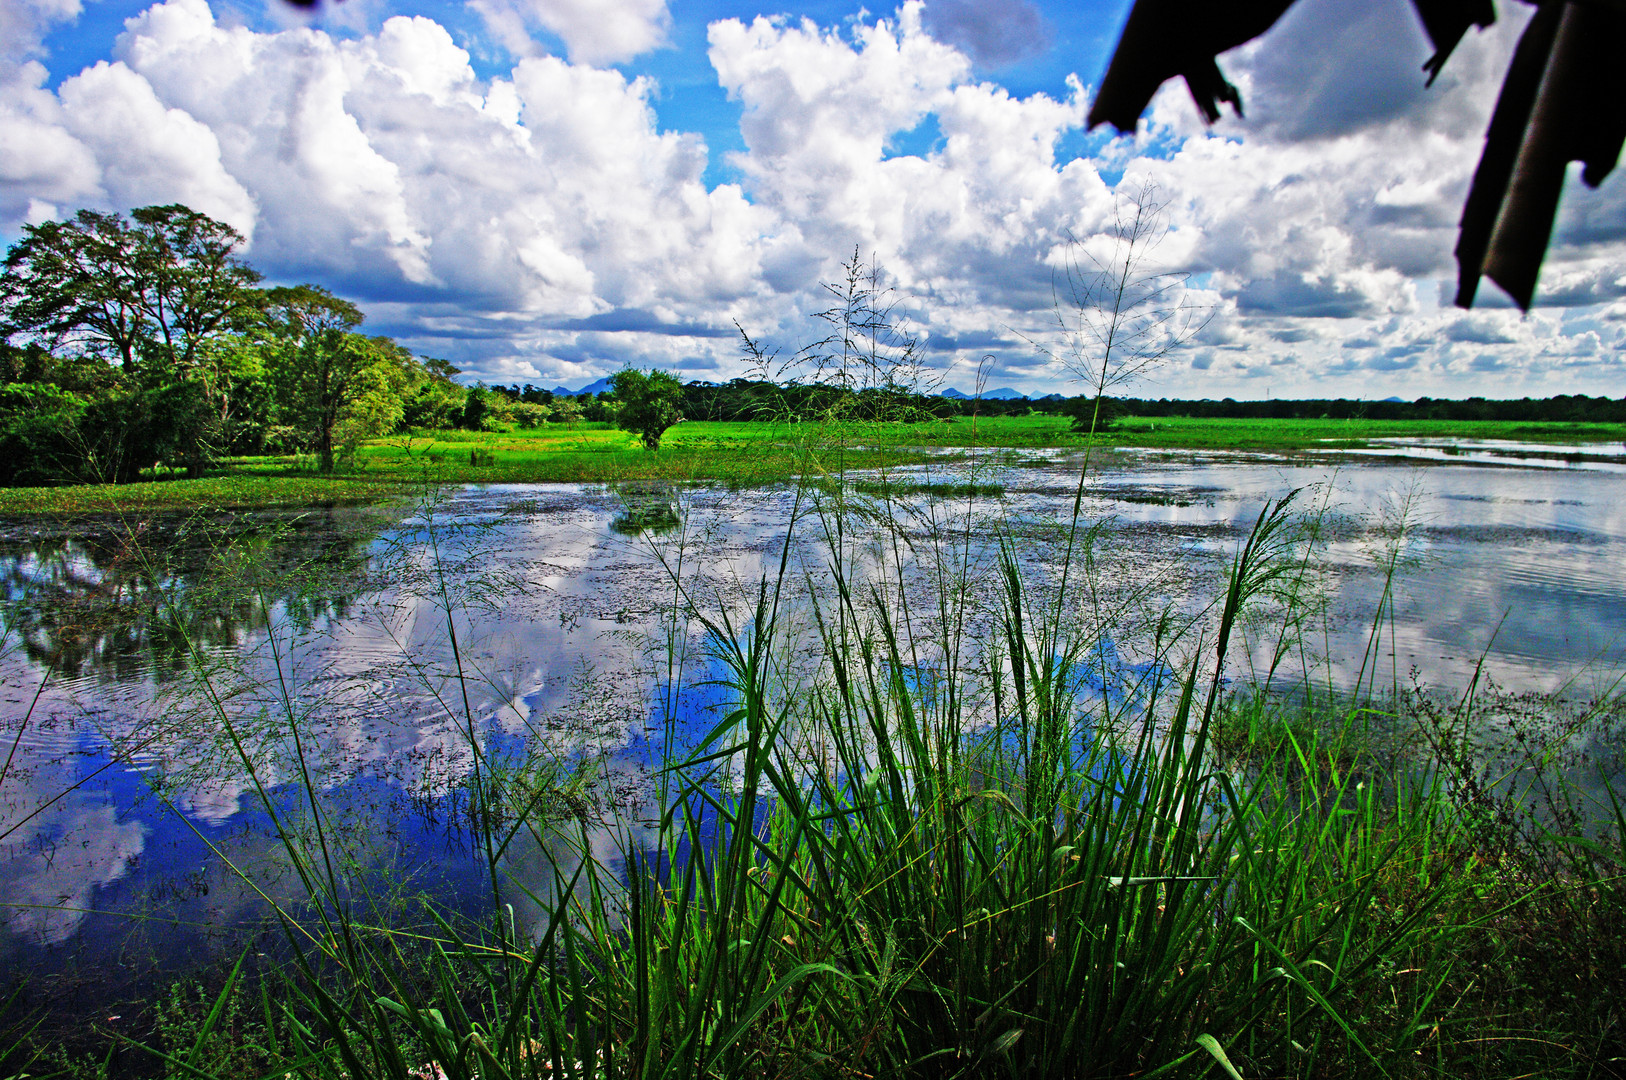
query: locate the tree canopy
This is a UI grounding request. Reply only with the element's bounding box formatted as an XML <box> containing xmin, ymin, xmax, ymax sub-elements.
<box><xmin>0</xmin><ymin>205</ymin><xmax>262</xmax><ymax>377</ymax></box>
<box><xmin>610</xmin><ymin>368</ymin><xmax>685</xmax><ymax>450</ymax></box>
<box><xmin>0</xmin><ymin>203</ymin><xmax>571</xmax><ymax>485</ymax></box>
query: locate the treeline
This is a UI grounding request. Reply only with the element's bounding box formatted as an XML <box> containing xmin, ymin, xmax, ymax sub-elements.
<box><xmin>484</xmin><ymin>379</ymin><xmax>963</xmax><ymax>424</ymax></box>
<box><xmin>515</xmin><ymin>377</ymin><xmax>1626</xmax><ymax>426</ymax></box>
<box><xmin>675</xmin><ymin>380</ymin><xmax>956</xmax><ymax>423</ymax></box>
<box><xmin>0</xmin><ymin>205</ymin><xmax>580</xmax><ymax>486</ymax></box>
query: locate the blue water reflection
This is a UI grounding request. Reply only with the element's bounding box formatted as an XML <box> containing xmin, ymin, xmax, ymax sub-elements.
<box><xmin>2</xmin><ymin>448</ymin><xmax>1623</xmax><ymax>1008</ymax></box>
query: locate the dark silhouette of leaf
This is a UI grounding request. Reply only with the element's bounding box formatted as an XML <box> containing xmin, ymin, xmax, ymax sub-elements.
<box><xmin>1088</xmin><ymin>0</ymin><xmax>1626</xmax><ymax>311</ymax></box>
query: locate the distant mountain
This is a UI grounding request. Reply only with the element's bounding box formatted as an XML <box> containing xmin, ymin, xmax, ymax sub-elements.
<box><xmin>1382</xmin><ymin>396</ymin><xmax>1405</xmax><ymax>403</ymax></box>
<box><xmin>939</xmin><ymin>386</ymin><xmax>1030</xmax><ymax>400</ymax></box>
<box><xmin>558</xmin><ymin>378</ymin><xmax>1053</xmax><ymax>400</ymax></box>
<box><xmin>555</xmin><ymin>377</ymin><xmax>615</xmax><ymax>396</ymax></box>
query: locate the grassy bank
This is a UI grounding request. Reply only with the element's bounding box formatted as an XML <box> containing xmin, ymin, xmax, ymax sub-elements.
<box><xmin>2</xmin><ymin>415</ymin><xmax>1623</xmax><ymax>516</ymax></box>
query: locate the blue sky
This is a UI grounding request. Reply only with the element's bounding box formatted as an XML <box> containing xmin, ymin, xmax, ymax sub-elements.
<box><xmin>3</xmin><ymin>0</ymin><xmax>1624</xmax><ymax>396</ymax></box>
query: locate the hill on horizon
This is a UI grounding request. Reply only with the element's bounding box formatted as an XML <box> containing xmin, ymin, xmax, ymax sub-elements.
<box><xmin>941</xmin><ymin>387</ymin><xmax>1027</xmax><ymax>400</ymax></box>
<box><xmin>553</xmin><ymin>379</ymin><xmax>1042</xmax><ymax>400</ymax></box>
<box><xmin>552</xmin><ymin>376</ymin><xmax>615</xmax><ymax>397</ymax></box>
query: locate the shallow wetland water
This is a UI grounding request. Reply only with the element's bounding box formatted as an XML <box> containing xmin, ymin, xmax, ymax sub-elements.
<box><xmin>2</xmin><ymin>440</ymin><xmax>1623</xmax><ymax>1022</ymax></box>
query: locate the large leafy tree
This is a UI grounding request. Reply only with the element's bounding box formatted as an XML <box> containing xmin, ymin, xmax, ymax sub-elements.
<box><xmin>402</xmin><ymin>357</ymin><xmax>466</xmax><ymax>430</ymax></box>
<box><xmin>334</xmin><ymin>335</ymin><xmax>416</xmax><ymax>448</ymax></box>
<box><xmin>129</xmin><ymin>205</ymin><xmax>264</xmax><ymax>378</ymax></box>
<box><xmin>0</xmin><ymin>205</ymin><xmax>264</xmax><ymax>480</ymax></box>
<box><xmin>0</xmin><ymin>211</ymin><xmax>148</xmax><ymax>370</ymax></box>
<box><xmin>264</xmin><ymin>284</ymin><xmax>413</xmax><ymax>472</ymax></box>
<box><xmin>0</xmin><ymin>205</ymin><xmax>262</xmax><ymax>381</ymax></box>
<box><xmin>0</xmin><ymin>205</ymin><xmax>441</xmax><ymax>484</ymax></box>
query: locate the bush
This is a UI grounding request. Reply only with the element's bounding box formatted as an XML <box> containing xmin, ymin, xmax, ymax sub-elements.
<box><xmin>508</xmin><ymin>400</ymin><xmax>551</xmax><ymax>428</ymax></box>
<box><xmin>403</xmin><ymin>380</ymin><xmax>463</xmax><ymax>430</ymax></box>
<box><xmin>0</xmin><ymin>382</ymin><xmax>88</xmax><ymax>485</ymax></box>
<box><xmin>77</xmin><ymin>381</ymin><xmax>219</xmax><ymax>482</ymax></box>
<box><xmin>1067</xmin><ymin>395</ymin><xmax>1127</xmax><ymax>434</ymax></box>
<box><xmin>0</xmin><ymin>381</ymin><xmax>221</xmax><ymax>485</ymax></box>
<box><xmin>460</xmin><ymin>385</ymin><xmax>515</xmax><ymax>432</ymax></box>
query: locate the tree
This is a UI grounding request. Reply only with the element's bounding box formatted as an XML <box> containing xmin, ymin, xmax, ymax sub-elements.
<box><xmin>1</xmin><ymin>211</ymin><xmax>148</xmax><ymax>371</ymax></box>
<box><xmin>0</xmin><ymin>205</ymin><xmax>261</xmax><ymax>380</ymax></box>
<box><xmin>403</xmin><ymin>357</ymin><xmax>465</xmax><ymax>430</ymax></box>
<box><xmin>609</xmin><ymin>367</ymin><xmax>684</xmax><ymax>450</ymax></box>
<box><xmin>461</xmin><ymin>385</ymin><xmax>494</xmax><ymax>431</ymax></box>
<box><xmin>190</xmin><ymin>331</ymin><xmax>273</xmax><ymax>454</ymax></box>
<box><xmin>0</xmin><ymin>340</ymin><xmax>119</xmax><ymax>395</ymax></box>
<box><xmin>264</xmin><ymin>284</ymin><xmax>371</xmax><ymax>472</ymax></box>
<box><xmin>1088</xmin><ymin>0</ymin><xmax>1626</xmax><ymax>310</ymax></box>
<box><xmin>333</xmin><ymin>336</ymin><xmax>415</xmax><ymax>452</ymax></box>
<box><xmin>0</xmin><ymin>205</ymin><xmax>263</xmax><ymax>478</ymax></box>
<box><xmin>127</xmin><ymin>205</ymin><xmax>264</xmax><ymax>379</ymax></box>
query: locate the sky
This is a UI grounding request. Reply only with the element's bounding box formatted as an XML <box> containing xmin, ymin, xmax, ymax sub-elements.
<box><xmin>2</xmin><ymin>0</ymin><xmax>1624</xmax><ymax>398</ymax></box>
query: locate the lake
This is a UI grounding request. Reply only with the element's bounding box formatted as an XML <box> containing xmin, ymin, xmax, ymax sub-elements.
<box><xmin>2</xmin><ymin>441</ymin><xmax>1623</xmax><ymax>1021</ymax></box>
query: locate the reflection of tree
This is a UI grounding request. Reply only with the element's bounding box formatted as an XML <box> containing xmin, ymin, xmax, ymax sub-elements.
<box><xmin>0</xmin><ymin>509</ymin><xmax>379</xmax><ymax>680</ymax></box>
<box><xmin>609</xmin><ymin>483</ymin><xmax>682</xmax><ymax>537</ymax></box>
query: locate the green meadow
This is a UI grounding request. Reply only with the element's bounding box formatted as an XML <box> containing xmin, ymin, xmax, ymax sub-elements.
<box><xmin>2</xmin><ymin>414</ymin><xmax>1622</xmax><ymax>516</ymax></box>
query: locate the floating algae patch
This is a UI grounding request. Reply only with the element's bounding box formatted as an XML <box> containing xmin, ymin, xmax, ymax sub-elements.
<box><xmin>1098</xmin><ymin>483</ymin><xmax>1224</xmax><ymax>508</ymax></box>
<box><xmin>850</xmin><ymin>479</ymin><xmax>1006</xmax><ymax>500</ymax></box>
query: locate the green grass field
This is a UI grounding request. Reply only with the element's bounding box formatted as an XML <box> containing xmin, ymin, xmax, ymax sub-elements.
<box><xmin>2</xmin><ymin>414</ymin><xmax>1622</xmax><ymax>515</ymax></box>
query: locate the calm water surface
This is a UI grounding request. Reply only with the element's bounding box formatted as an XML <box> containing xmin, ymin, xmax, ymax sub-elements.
<box><xmin>2</xmin><ymin>444</ymin><xmax>1622</xmax><ymax>1005</ymax></box>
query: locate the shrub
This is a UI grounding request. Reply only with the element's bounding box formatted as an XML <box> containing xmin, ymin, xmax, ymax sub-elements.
<box><xmin>403</xmin><ymin>379</ymin><xmax>463</xmax><ymax>430</ymax></box>
<box><xmin>0</xmin><ymin>382</ymin><xmax>87</xmax><ymax>485</ymax></box>
<box><xmin>1068</xmin><ymin>395</ymin><xmax>1127</xmax><ymax>434</ymax></box>
<box><xmin>508</xmin><ymin>400</ymin><xmax>551</xmax><ymax>428</ymax></box>
<box><xmin>76</xmin><ymin>381</ymin><xmax>219</xmax><ymax>482</ymax></box>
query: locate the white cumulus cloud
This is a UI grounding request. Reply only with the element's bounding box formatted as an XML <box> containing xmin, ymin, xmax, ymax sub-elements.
<box><xmin>466</xmin><ymin>0</ymin><xmax>670</xmax><ymax>66</ymax></box>
<box><xmin>1</xmin><ymin>0</ymin><xmax>1621</xmax><ymax>395</ymax></box>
